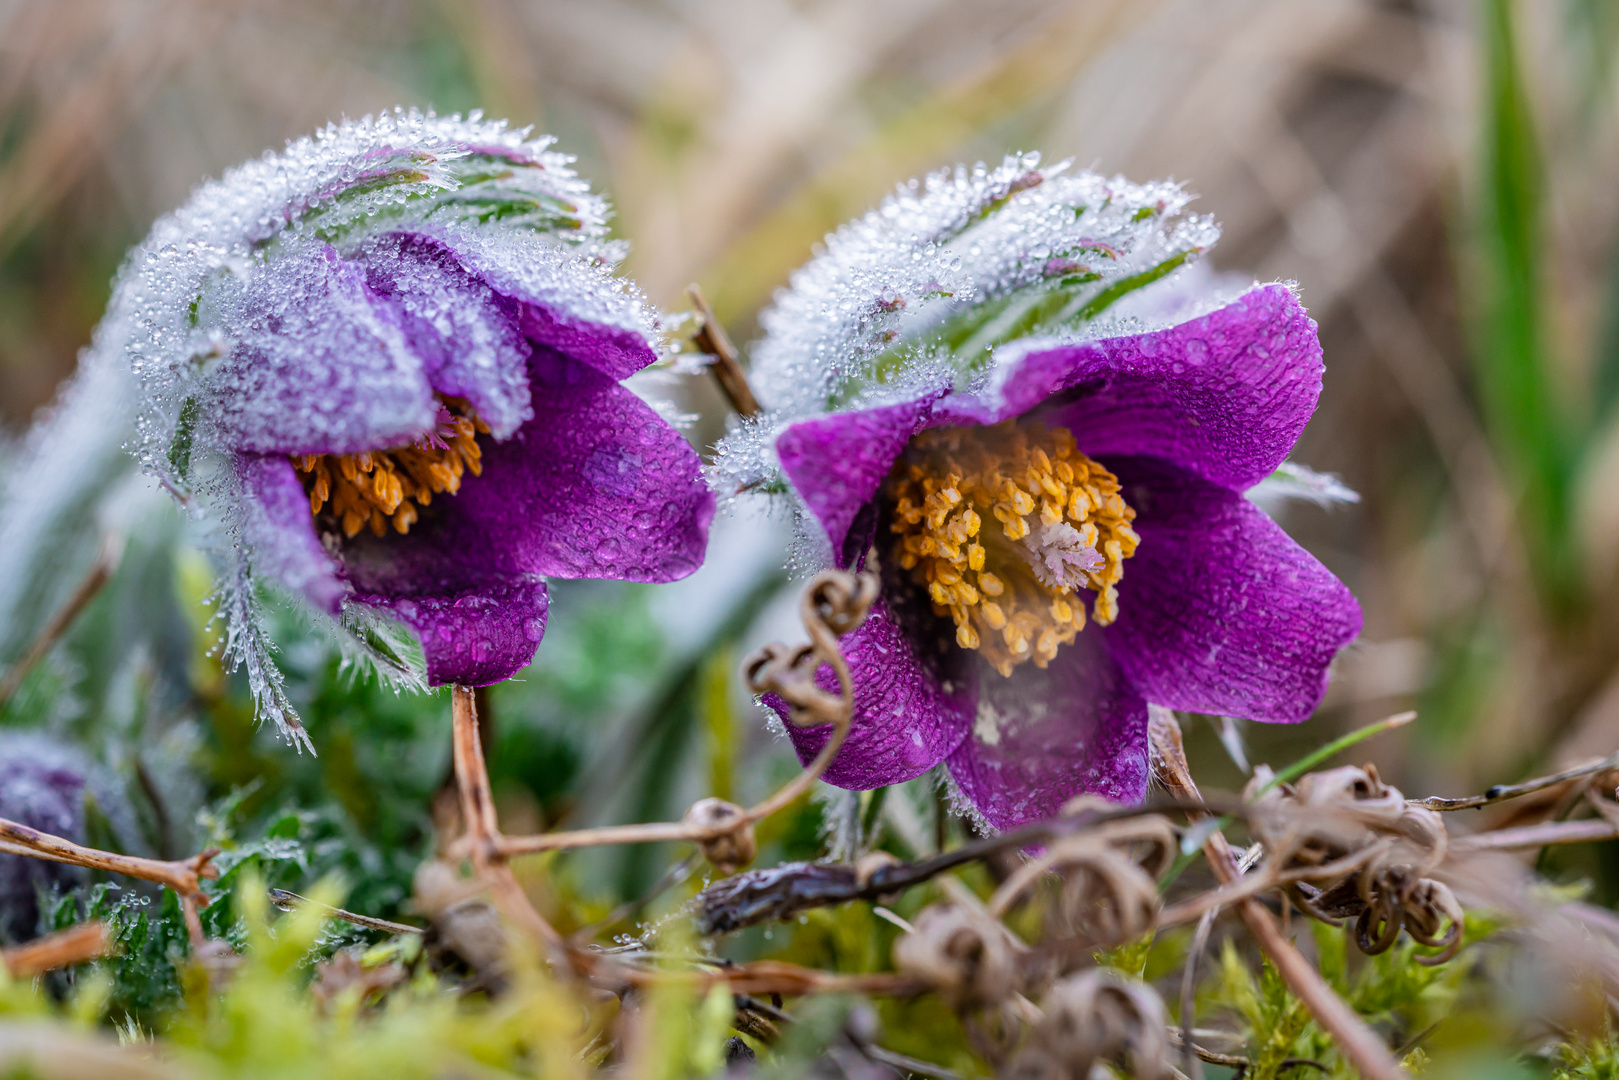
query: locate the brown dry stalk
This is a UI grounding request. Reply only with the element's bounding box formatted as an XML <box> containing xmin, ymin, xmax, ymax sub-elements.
<box><xmin>0</xmin><ymin>819</ymin><xmax>217</xmax><ymax>904</ymax></box>
<box><xmin>490</xmin><ymin>569</ymin><xmax>876</xmax><ymax>860</ymax></box>
<box><xmin>1415</xmin><ymin>751</ymin><xmax>1619</xmax><ymax>812</ymax></box>
<box><xmin>1</xmin><ymin>922</ymin><xmax>112</xmax><ymax>978</ymax></box>
<box><xmin>268</xmin><ymin>889</ymin><xmax>423</xmax><ymax>936</ymax></box>
<box><xmin>687</xmin><ymin>283</ymin><xmax>761</xmax><ymax>418</ymax></box>
<box><xmin>0</xmin><ymin>535</ymin><xmax>120</xmax><ymax>710</ymax></box>
<box><xmin>1449</xmin><ymin>818</ymin><xmax>1619</xmax><ymax>853</ymax></box>
<box><xmin>1147</xmin><ymin>713</ymin><xmax>1406</xmax><ymax>1080</ymax></box>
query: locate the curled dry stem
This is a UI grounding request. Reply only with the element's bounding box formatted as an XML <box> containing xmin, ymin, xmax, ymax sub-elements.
<box><xmin>1147</xmin><ymin>712</ymin><xmax>1406</xmax><ymax>1080</ymax></box>
<box><xmin>492</xmin><ymin>570</ymin><xmax>878</xmax><ymax>867</ymax></box>
<box><xmin>0</xmin><ymin>818</ymin><xmax>218</xmax><ymax>907</ymax></box>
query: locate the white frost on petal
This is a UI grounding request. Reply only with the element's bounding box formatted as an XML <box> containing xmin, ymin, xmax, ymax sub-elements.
<box><xmin>713</xmin><ymin>153</ymin><xmax>1223</xmax><ymax>514</ymax></box>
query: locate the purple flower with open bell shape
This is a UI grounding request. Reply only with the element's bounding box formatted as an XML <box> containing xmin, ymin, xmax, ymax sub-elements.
<box><xmin>103</xmin><ymin>110</ymin><xmax>712</xmax><ymax>745</ymax></box>
<box><xmin>716</xmin><ymin>156</ymin><xmax>1360</xmax><ymax>830</ymax></box>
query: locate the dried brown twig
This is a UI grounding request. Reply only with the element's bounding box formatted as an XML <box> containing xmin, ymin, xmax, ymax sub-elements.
<box><xmin>1414</xmin><ymin>751</ymin><xmax>1619</xmax><ymax>812</ymax></box>
<box><xmin>478</xmin><ymin>569</ymin><xmax>878</xmax><ymax>866</ymax></box>
<box><xmin>1</xmin><ymin>922</ymin><xmax>113</xmax><ymax>978</ymax></box>
<box><xmin>268</xmin><ymin>889</ymin><xmax>422</xmax><ymax>936</ymax></box>
<box><xmin>687</xmin><ymin>283</ymin><xmax>761</xmax><ymax>418</ymax></box>
<box><xmin>1147</xmin><ymin>713</ymin><xmax>1407</xmax><ymax>1080</ymax></box>
<box><xmin>0</xmin><ymin>534</ymin><xmax>120</xmax><ymax>711</ymax></box>
<box><xmin>0</xmin><ymin>818</ymin><xmax>218</xmax><ymax>911</ymax></box>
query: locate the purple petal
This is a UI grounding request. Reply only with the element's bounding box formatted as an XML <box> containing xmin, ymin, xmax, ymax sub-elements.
<box><xmin>355</xmin><ymin>579</ymin><xmax>549</xmax><ymax>686</ymax></box>
<box><xmin>946</xmin><ymin>632</ymin><xmax>1150</xmax><ymax>830</ymax></box>
<box><xmin>940</xmin><ymin>284</ymin><xmax>1323</xmax><ymax>492</ymax></box>
<box><xmin>776</xmin><ymin>394</ymin><xmax>939</xmax><ymax>565</ymax></box>
<box><xmin>776</xmin><ymin>598</ymin><xmax>974</xmax><ymax>789</ymax></box>
<box><xmin>236</xmin><ymin>453</ymin><xmax>346</xmax><ymax>615</ymax></box>
<box><xmin>1103</xmin><ymin>457</ymin><xmax>1362</xmax><ymax>724</ymax></box>
<box><xmin>337</xmin><ymin>345</ymin><xmax>712</xmax><ymax>593</ymax></box>
<box><xmin>202</xmin><ymin>244</ymin><xmax>437</xmax><ymax>456</ymax></box>
<box><xmin>361</xmin><ymin>233</ymin><xmax>535</xmax><ymax>439</ymax></box>
<box><xmin>517</xmin><ymin>302</ymin><xmax>658</xmax><ymax>382</ymax></box>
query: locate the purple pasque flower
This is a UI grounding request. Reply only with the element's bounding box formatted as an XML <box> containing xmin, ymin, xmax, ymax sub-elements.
<box><xmin>104</xmin><ymin>110</ymin><xmax>712</xmax><ymax>746</ymax></box>
<box><xmin>718</xmin><ymin>156</ymin><xmax>1360</xmax><ymax>830</ymax></box>
<box><xmin>0</xmin><ymin>734</ymin><xmax>87</xmax><ymax>943</ymax></box>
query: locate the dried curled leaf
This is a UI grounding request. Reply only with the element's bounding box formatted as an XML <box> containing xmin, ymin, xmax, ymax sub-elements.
<box><xmin>1247</xmin><ymin>764</ymin><xmax>1463</xmax><ymax>962</ymax></box>
<box><xmin>988</xmin><ymin>809</ymin><xmax>1177</xmax><ymax>949</ymax></box>
<box><xmin>893</xmin><ymin>902</ymin><xmax>1026</xmax><ymax>1011</ymax></box>
<box><xmin>1010</xmin><ymin>969</ymin><xmax>1170</xmax><ymax>1080</ymax></box>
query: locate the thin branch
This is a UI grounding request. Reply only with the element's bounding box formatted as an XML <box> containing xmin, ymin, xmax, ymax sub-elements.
<box><xmin>448</xmin><ymin>684</ymin><xmax>566</xmax><ymax>953</ymax></box>
<box><xmin>0</xmin><ymin>534</ymin><xmax>120</xmax><ymax>710</ymax></box>
<box><xmin>1415</xmin><ymin>752</ymin><xmax>1619</xmax><ymax>811</ymax></box>
<box><xmin>0</xmin><ymin>819</ymin><xmax>217</xmax><ymax>903</ymax></box>
<box><xmin>1148</xmin><ymin>713</ymin><xmax>1406</xmax><ymax>1080</ymax></box>
<box><xmin>1181</xmin><ymin>908</ymin><xmax>1217</xmax><ymax>1080</ymax></box>
<box><xmin>1</xmin><ymin>923</ymin><xmax>113</xmax><ymax>977</ymax></box>
<box><xmin>268</xmin><ymin>889</ymin><xmax>423</xmax><ymax>936</ymax></box>
<box><xmin>1449</xmin><ymin>818</ymin><xmax>1619</xmax><ymax>853</ymax></box>
<box><xmin>687</xmin><ymin>283</ymin><xmax>761</xmax><ymax>418</ymax></box>
<box><xmin>493</xmin><ymin>571</ymin><xmax>873</xmax><ymax>861</ymax></box>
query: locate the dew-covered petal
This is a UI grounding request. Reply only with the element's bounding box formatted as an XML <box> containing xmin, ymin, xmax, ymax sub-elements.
<box><xmin>354</xmin><ymin>579</ymin><xmax>549</xmax><ymax>687</ymax></box>
<box><xmin>776</xmin><ymin>597</ymin><xmax>974</xmax><ymax>789</ymax></box>
<box><xmin>335</xmin><ymin>346</ymin><xmax>712</xmax><ymax>594</ymax></box>
<box><xmin>939</xmin><ymin>284</ymin><xmax>1322</xmax><ymax>492</ymax></box>
<box><xmin>776</xmin><ymin>394</ymin><xmax>939</xmax><ymax>565</ymax></box>
<box><xmin>199</xmin><ymin>244</ymin><xmax>437</xmax><ymax>457</ymax></box>
<box><xmin>406</xmin><ymin>221</ymin><xmax>661</xmax><ymax>382</ymax></box>
<box><xmin>946</xmin><ymin>631</ymin><xmax>1150</xmax><ymax>831</ymax></box>
<box><xmin>235</xmin><ymin>453</ymin><xmax>347</xmax><ymax>615</ymax></box>
<box><xmin>361</xmin><ymin>233</ymin><xmax>534</xmax><ymax>439</ymax></box>
<box><xmin>1102</xmin><ymin>456</ymin><xmax>1362</xmax><ymax>724</ymax></box>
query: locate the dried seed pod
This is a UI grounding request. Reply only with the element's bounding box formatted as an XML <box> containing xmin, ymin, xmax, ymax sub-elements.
<box><xmin>683</xmin><ymin>797</ymin><xmax>757</xmax><ymax>875</ymax></box>
<box><xmin>1247</xmin><ymin>763</ymin><xmax>1462</xmax><ymax>962</ymax></box>
<box><xmin>988</xmin><ymin>815</ymin><xmax>1176</xmax><ymax>947</ymax></box>
<box><xmin>1010</xmin><ymin>969</ymin><xmax>1170</xmax><ymax>1080</ymax></box>
<box><xmin>893</xmin><ymin>903</ymin><xmax>1025</xmax><ymax>1011</ymax></box>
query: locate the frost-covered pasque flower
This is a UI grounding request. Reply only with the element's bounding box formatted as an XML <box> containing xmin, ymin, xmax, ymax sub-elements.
<box><xmin>0</xmin><ymin>735</ymin><xmax>87</xmax><ymax>943</ymax></box>
<box><xmin>716</xmin><ymin>155</ymin><xmax>1361</xmax><ymax>830</ymax></box>
<box><xmin>102</xmin><ymin>110</ymin><xmax>712</xmax><ymax>745</ymax></box>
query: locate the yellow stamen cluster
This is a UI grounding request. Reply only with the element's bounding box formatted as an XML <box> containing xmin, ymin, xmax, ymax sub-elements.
<box><xmin>886</xmin><ymin>418</ymin><xmax>1139</xmax><ymax>677</ymax></box>
<box><xmin>293</xmin><ymin>397</ymin><xmax>489</xmax><ymax>538</ymax></box>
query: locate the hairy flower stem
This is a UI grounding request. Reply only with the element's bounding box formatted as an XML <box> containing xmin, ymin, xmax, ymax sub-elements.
<box><xmin>0</xmin><ymin>818</ymin><xmax>217</xmax><ymax>907</ymax></box>
<box><xmin>1148</xmin><ymin>713</ymin><xmax>1406</xmax><ymax>1080</ymax></box>
<box><xmin>448</xmin><ymin>684</ymin><xmax>565</xmax><ymax>952</ymax></box>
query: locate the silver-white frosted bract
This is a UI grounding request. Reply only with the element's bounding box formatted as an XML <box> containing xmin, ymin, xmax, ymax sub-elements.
<box><xmin>711</xmin><ymin>153</ymin><xmax>1222</xmax><ymax>507</ymax></box>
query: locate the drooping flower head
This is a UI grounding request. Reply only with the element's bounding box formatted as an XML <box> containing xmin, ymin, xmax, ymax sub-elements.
<box><xmin>715</xmin><ymin>154</ymin><xmax>1361</xmax><ymax>830</ymax></box>
<box><xmin>101</xmin><ymin>109</ymin><xmax>713</xmax><ymax>747</ymax></box>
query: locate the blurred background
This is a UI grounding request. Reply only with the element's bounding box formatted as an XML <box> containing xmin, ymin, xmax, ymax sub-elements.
<box><xmin>4</xmin><ymin>0</ymin><xmax>1619</xmax><ymax>950</ymax></box>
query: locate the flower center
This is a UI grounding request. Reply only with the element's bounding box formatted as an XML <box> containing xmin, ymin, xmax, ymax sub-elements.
<box><xmin>293</xmin><ymin>397</ymin><xmax>489</xmax><ymax>538</ymax></box>
<box><xmin>884</xmin><ymin>418</ymin><xmax>1139</xmax><ymax>677</ymax></box>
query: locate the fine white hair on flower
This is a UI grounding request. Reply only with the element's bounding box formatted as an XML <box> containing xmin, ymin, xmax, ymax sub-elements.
<box><xmin>33</xmin><ymin>108</ymin><xmax>666</xmax><ymax>746</ymax></box>
<box><xmin>711</xmin><ymin>152</ymin><xmax>1222</xmax><ymax>505</ymax></box>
